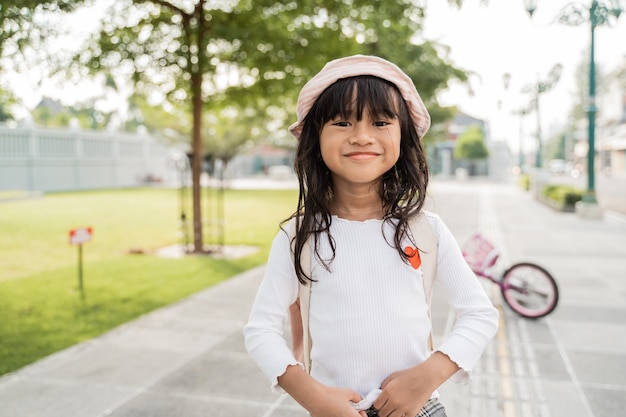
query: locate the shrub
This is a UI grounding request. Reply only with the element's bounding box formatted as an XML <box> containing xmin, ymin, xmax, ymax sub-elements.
<box><xmin>519</xmin><ymin>174</ymin><xmax>530</xmax><ymax>191</ymax></box>
<box><xmin>542</xmin><ymin>184</ymin><xmax>584</xmax><ymax>207</ymax></box>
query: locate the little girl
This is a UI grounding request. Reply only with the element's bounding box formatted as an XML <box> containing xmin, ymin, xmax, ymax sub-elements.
<box><xmin>243</xmin><ymin>55</ymin><xmax>498</xmax><ymax>417</ymax></box>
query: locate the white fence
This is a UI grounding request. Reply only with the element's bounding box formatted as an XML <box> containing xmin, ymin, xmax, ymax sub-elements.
<box><xmin>0</xmin><ymin>125</ymin><xmax>181</xmax><ymax>192</ymax></box>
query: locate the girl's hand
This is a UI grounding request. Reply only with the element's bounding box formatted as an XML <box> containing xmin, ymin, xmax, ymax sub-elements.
<box><xmin>373</xmin><ymin>352</ymin><xmax>459</xmax><ymax>417</ymax></box>
<box><xmin>308</xmin><ymin>386</ymin><xmax>367</xmax><ymax>417</ymax></box>
<box><xmin>278</xmin><ymin>364</ymin><xmax>367</xmax><ymax>417</ymax></box>
<box><xmin>374</xmin><ymin>367</ymin><xmax>428</xmax><ymax>417</ymax></box>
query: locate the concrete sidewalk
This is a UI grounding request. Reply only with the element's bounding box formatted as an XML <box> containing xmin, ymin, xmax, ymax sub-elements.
<box><xmin>1</xmin><ymin>180</ymin><xmax>625</xmax><ymax>417</ymax></box>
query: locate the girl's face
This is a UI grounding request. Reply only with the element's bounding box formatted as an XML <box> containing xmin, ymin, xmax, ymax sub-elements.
<box><xmin>319</xmin><ymin>106</ymin><xmax>401</xmax><ymax>189</ymax></box>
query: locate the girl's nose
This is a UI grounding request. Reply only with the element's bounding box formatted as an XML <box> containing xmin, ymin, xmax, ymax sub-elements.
<box><xmin>349</xmin><ymin>122</ymin><xmax>374</xmax><ymax>145</ymax></box>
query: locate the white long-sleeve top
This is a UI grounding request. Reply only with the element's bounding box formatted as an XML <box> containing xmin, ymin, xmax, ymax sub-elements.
<box><xmin>243</xmin><ymin>211</ymin><xmax>498</xmax><ymax>399</ymax></box>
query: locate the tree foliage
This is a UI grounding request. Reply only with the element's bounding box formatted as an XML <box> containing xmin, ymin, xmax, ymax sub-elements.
<box><xmin>0</xmin><ymin>0</ymin><xmax>86</xmax><ymax>56</ymax></box>
<box><xmin>1</xmin><ymin>0</ymin><xmax>91</xmax><ymax>121</ymax></box>
<box><xmin>74</xmin><ymin>0</ymin><xmax>465</xmax><ymax>130</ymax></box>
<box><xmin>30</xmin><ymin>97</ymin><xmax>115</xmax><ymax>129</ymax></box>
<box><xmin>0</xmin><ymin>87</ymin><xmax>17</xmax><ymax>122</ymax></box>
<box><xmin>61</xmin><ymin>0</ymin><xmax>469</xmax><ymax>252</ymax></box>
<box><xmin>125</xmin><ymin>93</ymin><xmax>191</xmax><ymax>141</ymax></box>
<box><xmin>454</xmin><ymin>124</ymin><xmax>489</xmax><ymax>160</ymax></box>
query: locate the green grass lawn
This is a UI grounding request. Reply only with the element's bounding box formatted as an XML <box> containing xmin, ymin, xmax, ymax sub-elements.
<box><xmin>0</xmin><ymin>187</ymin><xmax>298</xmax><ymax>376</ymax></box>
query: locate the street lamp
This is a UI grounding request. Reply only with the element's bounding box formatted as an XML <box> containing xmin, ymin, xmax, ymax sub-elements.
<box><xmin>524</xmin><ymin>0</ymin><xmax>538</xmax><ymax>16</ymax></box>
<box><xmin>521</xmin><ymin>64</ymin><xmax>562</xmax><ymax>169</ymax></box>
<box><xmin>524</xmin><ymin>0</ymin><xmax>624</xmax><ymax>207</ymax></box>
<box><xmin>512</xmin><ymin>106</ymin><xmax>532</xmax><ymax>171</ymax></box>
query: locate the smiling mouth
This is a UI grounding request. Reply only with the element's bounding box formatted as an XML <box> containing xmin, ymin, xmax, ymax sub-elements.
<box><xmin>345</xmin><ymin>152</ymin><xmax>379</xmax><ymax>160</ymax></box>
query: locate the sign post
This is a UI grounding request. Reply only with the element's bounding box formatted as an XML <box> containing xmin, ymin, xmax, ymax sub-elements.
<box><xmin>69</xmin><ymin>227</ymin><xmax>93</xmax><ymax>300</ymax></box>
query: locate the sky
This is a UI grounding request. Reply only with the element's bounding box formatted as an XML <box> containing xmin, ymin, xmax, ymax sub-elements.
<box><xmin>4</xmin><ymin>1</ymin><xmax>114</xmax><ymax>119</ymax></box>
<box><xmin>6</xmin><ymin>1</ymin><xmax>626</xmax><ymax>153</ymax></box>
<box><xmin>423</xmin><ymin>1</ymin><xmax>626</xmax><ymax>153</ymax></box>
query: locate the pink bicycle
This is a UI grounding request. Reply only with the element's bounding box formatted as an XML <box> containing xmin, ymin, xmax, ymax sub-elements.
<box><xmin>462</xmin><ymin>233</ymin><xmax>559</xmax><ymax>319</ymax></box>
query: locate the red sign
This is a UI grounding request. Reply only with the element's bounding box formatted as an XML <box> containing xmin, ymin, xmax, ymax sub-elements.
<box><xmin>69</xmin><ymin>227</ymin><xmax>93</xmax><ymax>245</ymax></box>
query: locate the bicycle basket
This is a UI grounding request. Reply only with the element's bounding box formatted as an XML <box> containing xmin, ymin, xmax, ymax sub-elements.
<box><xmin>462</xmin><ymin>233</ymin><xmax>499</xmax><ymax>273</ymax></box>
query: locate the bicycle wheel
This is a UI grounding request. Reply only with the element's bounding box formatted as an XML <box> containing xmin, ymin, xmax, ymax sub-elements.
<box><xmin>500</xmin><ymin>262</ymin><xmax>559</xmax><ymax>318</ymax></box>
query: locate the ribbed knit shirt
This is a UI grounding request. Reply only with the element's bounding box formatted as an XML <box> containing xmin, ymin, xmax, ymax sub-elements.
<box><xmin>243</xmin><ymin>211</ymin><xmax>498</xmax><ymax>399</ymax></box>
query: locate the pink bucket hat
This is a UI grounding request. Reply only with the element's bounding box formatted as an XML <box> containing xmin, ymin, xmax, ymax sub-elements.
<box><xmin>288</xmin><ymin>55</ymin><xmax>431</xmax><ymax>140</ymax></box>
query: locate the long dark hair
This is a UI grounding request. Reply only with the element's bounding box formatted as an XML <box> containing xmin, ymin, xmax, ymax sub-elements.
<box><xmin>285</xmin><ymin>75</ymin><xmax>430</xmax><ymax>284</ymax></box>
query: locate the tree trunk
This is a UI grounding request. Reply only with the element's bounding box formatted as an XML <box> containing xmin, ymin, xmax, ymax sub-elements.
<box><xmin>189</xmin><ymin>2</ymin><xmax>207</xmax><ymax>254</ymax></box>
<box><xmin>190</xmin><ymin>69</ymin><xmax>204</xmax><ymax>253</ymax></box>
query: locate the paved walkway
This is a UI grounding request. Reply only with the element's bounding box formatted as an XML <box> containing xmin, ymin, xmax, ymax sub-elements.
<box><xmin>1</xmin><ymin>179</ymin><xmax>625</xmax><ymax>417</ymax></box>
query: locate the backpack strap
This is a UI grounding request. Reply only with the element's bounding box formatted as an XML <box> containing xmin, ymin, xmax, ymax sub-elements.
<box><xmin>290</xmin><ymin>212</ymin><xmax>438</xmax><ymax>374</ymax></box>
<box><xmin>287</xmin><ymin>219</ymin><xmax>313</xmax><ymax>374</ymax></box>
<box><xmin>409</xmin><ymin>211</ymin><xmax>438</xmax><ymax>351</ymax></box>
<box><xmin>298</xmin><ymin>246</ymin><xmax>312</xmax><ymax>373</ymax></box>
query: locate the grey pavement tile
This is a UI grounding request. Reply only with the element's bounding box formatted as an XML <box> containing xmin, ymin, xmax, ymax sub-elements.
<box><xmin>595</xmin><ymin>259</ymin><xmax>626</xmax><ymax>276</ymax></box>
<box><xmin>212</xmin><ymin>327</ymin><xmax>248</xmax><ymax>353</ymax></box>
<box><xmin>515</xmin><ymin>378</ymin><xmax>532</xmax><ymax>401</ymax></box>
<box><xmin>584</xmin><ymin>385</ymin><xmax>626</xmax><ymax>417</ymax></box>
<box><xmin>481</xmin><ymin>398</ymin><xmax>502</xmax><ymax>417</ymax></box>
<box><xmin>151</xmin><ymin>346</ymin><xmax>278</xmax><ymax>403</ymax></box>
<box><xmin>101</xmin><ymin>316</ymin><xmax>240</xmax><ymax>353</ymax></box>
<box><xmin>482</xmin><ymin>350</ymin><xmax>500</xmax><ymax>376</ymax></box>
<box><xmin>193</xmin><ymin>268</ymin><xmax>264</xmax><ymax>306</ymax></box>
<box><xmin>550</xmin><ymin>305</ymin><xmax>626</xmax><ymax>324</ymax></box>
<box><xmin>270</xmin><ymin>407</ymin><xmax>311</xmax><ymax>417</ymax></box>
<box><xmin>106</xmin><ymin>391</ymin><xmax>270</xmax><ymax>417</ymax></box>
<box><xmin>436</xmin><ymin>379</ymin><xmax>471</xmax><ymax>416</ymax></box>
<box><xmin>528</xmin><ymin>246</ymin><xmax>626</xmax><ymax>259</ymax></box>
<box><xmin>531</xmin><ymin>346</ymin><xmax>570</xmax><ymax>380</ymax></box>
<box><xmin>22</xmin><ymin>343</ymin><xmax>192</xmax><ymax>388</ymax></box>
<box><xmin>567</xmin><ymin>351</ymin><xmax>626</xmax><ymax>386</ymax></box>
<box><xmin>552</xmin><ymin>321</ymin><xmax>626</xmax><ymax>353</ymax></box>
<box><xmin>540</xmin><ymin>380</ymin><xmax>589</xmax><ymax>417</ymax></box>
<box><xmin>553</xmin><ymin>276</ymin><xmax>608</xmax><ymax>288</ymax></box>
<box><xmin>558</xmin><ymin>289</ymin><xmax>625</xmax><ymax>309</ymax></box>
<box><xmin>174</xmin><ymin>294</ymin><xmax>254</xmax><ymax>322</ymax></box>
<box><xmin>0</xmin><ymin>377</ymin><xmax>135</xmax><ymax>417</ymax></box>
<box><xmin>274</xmin><ymin>395</ymin><xmax>310</xmax><ymax>416</ymax></box>
<box><xmin>521</xmin><ymin>320</ymin><xmax>554</xmax><ymax>344</ymax></box>
<box><xmin>549</xmin><ymin>264</ymin><xmax>597</xmax><ymax>279</ymax></box>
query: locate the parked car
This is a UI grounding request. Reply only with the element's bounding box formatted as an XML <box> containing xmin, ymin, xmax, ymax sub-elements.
<box><xmin>548</xmin><ymin>159</ymin><xmax>567</xmax><ymax>175</ymax></box>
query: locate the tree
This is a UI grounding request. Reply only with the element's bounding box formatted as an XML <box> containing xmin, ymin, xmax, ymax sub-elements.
<box><xmin>454</xmin><ymin>124</ymin><xmax>489</xmax><ymax>172</ymax></box>
<box><xmin>1</xmin><ymin>1</ymin><xmax>91</xmax><ymax>121</ymax></box>
<box><xmin>613</xmin><ymin>56</ymin><xmax>626</xmax><ymax>90</ymax></box>
<box><xmin>0</xmin><ymin>87</ymin><xmax>17</xmax><ymax>122</ymax></box>
<box><xmin>30</xmin><ymin>96</ymin><xmax>116</xmax><ymax>129</ymax></box>
<box><xmin>1</xmin><ymin>1</ymin><xmax>86</xmax><ymax>55</ymax></box>
<box><xmin>125</xmin><ymin>92</ymin><xmax>191</xmax><ymax>140</ymax></box>
<box><xmin>69</xmin><ymin>0</ymin><xmax>469</xmax><ymax>253</ymax></box>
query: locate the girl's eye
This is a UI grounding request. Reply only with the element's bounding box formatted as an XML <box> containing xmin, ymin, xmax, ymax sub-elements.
<box><xmin>332</xmin><ymin>121</ymin><xmax>350</xmax><ymax>127</ymax></box>
<box><xmin>374</xmin><ymin>120</ymin><xmax>391</xmax><ymax>127</ymax></box>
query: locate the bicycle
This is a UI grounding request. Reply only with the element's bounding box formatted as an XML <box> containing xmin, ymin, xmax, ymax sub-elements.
<box><xmin>461</xmin><ymin>233</ymin><xmax>559</xmax><ymax>319</ymax></box>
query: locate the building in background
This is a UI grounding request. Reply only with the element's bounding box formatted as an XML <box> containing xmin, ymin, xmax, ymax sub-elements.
<box><xmin>430</xmin><ymin>111</ymin><xmax>511</xmax><ymax>179</ymax></box>
<box><xmin>600</xmin><ymin>88</ymin><xmax>626</xmax><ymax>176</ymax></box>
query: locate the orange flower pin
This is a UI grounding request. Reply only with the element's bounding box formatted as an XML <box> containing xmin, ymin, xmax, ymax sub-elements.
<box><xmin>404</xmin><ymin>246</ymin><xmax>421</xmax><ymax>269</ymax></box>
